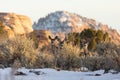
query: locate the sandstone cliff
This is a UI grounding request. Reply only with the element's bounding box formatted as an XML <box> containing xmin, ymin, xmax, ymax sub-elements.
<box><xmin>0</xmin><ymin>13</ymin><xmax>33</xmax><ymax>37</ymax></box>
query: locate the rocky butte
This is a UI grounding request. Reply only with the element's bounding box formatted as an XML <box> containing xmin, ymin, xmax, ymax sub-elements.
<box><xmin>0</xmin><ymin>12</ymin><xmax>33</xmax><ymax>38</ymax></box>
<box><xmin>0</xmin><ymin>12</ymin><xmax>51</xmax><ymax>48</ymax></box>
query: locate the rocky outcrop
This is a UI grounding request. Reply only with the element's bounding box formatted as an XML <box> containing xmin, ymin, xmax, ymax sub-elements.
<box><xmin>0</xmin><ymin>13</ymin><xmax>33</xmax><ymax>35</ymax></box>
<box><xmin>30</xmin><ymin>30</ymin><xmax>51</xmax><ymax>48</ymax></box>
<box><xmin>33</xmin><ymin>11</ymin><xmax>120</xmax><ymax>45</ymax></box>
<box><xmin>33</xmin><ymin>11</ymin><xmax>97</xmax><ymax>33</ymax></box>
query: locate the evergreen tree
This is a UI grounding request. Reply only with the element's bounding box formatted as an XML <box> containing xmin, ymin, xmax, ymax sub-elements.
<box><xmin>88</xmin><ymin>38</ymin><xmax>97</xmax><ymax>51</ymax></box>
<box><xmin>0</xmin><ymin>21</ymin><xmax>5</xmax><ymax>35</ymax></box>
<box><xmin>80</xmin><ymin>29</ymin><xmax>96</xmax><ymax>42</ymax></box>
<box><xmin>67</xmin><ymin>28</ymin><xmax>110</xmax><ymax>51</ymax></box>
<box><xmin>67</xmin><ymin>33</ymin><xmax>81</xmax><ymax>46</ymax></box>
<box><xmin>96</xmin><ymin>30</ymin><xmax>104</xmax><ymax>43</ymax></box>
<box><xmin>103</xmin><ymin>32</ymin><xmax>109</xmax><ymax>42</ymax></box>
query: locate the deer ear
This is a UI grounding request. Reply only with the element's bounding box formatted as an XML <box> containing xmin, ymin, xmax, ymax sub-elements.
<box><xmin>49</xmin><ymin>35</ymin><xmax>52</xmax><ymax>40</ymax></box>
<box><xmin>55</xmin><ymin>36</ymin><xmax>58</xmax><ymax>39</ymax></box>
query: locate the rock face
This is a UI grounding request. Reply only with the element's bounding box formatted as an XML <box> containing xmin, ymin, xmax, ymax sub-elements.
<box><xmin>30</xmin><ymin>30</ymin><xmax>51</xmax><ymax>48</ymax></box>
<box><xmin>0</xmin><ymin>13</ymin><xmax>33</xmax><ymax>35</ymax></box>
<box><xmin>33</xmin><ymin>11</ymin><xmax>120</xmax><ymax>45</ymax></box>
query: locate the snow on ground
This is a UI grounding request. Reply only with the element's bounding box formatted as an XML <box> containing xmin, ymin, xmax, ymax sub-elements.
<box><xmin>0</xmin><ymin>68</ymin><xmax>120</xmax><ymax>80</ymax></box>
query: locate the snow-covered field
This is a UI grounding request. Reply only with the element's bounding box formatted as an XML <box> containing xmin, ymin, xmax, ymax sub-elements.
<box><xmin>0</xmin><ymin>68</ymin><xmax>120</xmax><ymax>80</ymax></box>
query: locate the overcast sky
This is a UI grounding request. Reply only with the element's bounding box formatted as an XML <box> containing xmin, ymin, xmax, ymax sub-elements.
<box><xmin>0</xmin><ymin>0</ymin><xmax>120</xmax><ymax>32</ymax></box>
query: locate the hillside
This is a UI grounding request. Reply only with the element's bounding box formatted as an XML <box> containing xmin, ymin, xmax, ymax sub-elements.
<box><xmin>33</xmin><ymin>11</ymin><xmax>120</xmax><ymax>45</ymax></box>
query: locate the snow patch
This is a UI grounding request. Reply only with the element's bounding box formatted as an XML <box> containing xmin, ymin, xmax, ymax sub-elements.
<box><xmin>0</xmin><ymin>68</ymin><xmax>120</xmax><ymax>80</ymax></box>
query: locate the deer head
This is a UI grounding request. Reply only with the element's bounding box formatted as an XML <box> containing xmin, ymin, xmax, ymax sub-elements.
<box><xmin>49</xmin><ymin>35</ymin><xmax>58</xmax><ymax>45</ymax></box>
<box><xmin>57</xmin><ymin>37</ymin><xmax>65</xmax><ymax>49</ymax></box>
<box><xmin>49</xmin><ymin>35</ymin><xmax>66</xmax><ymax>54</ymax></box>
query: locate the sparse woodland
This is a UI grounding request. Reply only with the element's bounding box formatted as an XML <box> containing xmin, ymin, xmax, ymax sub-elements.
<box><xmin>0</xmin><ymin>21</ymin><xmax>120</xmax><ymax>73</ymax></box>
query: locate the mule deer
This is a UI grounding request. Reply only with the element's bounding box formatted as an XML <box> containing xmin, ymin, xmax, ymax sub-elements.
<box><xmin>49</xmin><ymin>35</ymin><xmax>65</xmax><ymax>54</ymax></box>
<box><xmin>49</xmin><ymin>35</ymin><xmax>65</xmax><ymax>69</ymax></box>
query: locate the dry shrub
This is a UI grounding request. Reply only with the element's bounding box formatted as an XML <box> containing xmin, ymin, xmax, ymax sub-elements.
<box><xmin>90</xmin><ymin>43</ymin><xmax>120</xmax><ymax>71</ymax></box>
<box><xmin>96</xmin><ymin>43</ymin><xmax>118</xmax><ymax>55</ymax></box>
<box><xmin>82</xmin><ymin>56</ymin><xmax>102</xmax><ymax>71</ymax></box>
<box><xmin>112</xmin><ymin>56</ymin><xmax>120</xmax><ymax>71</ymax></box>
<box><xmin>34</xmin><ymin>43</ymin><xmax>81</xmax><ymax>69</ymax></box>
<box><xmin>82</xmin><ymin>55</ymin><xmax>116</xmax><ymax>71</ymax></box>
<box><xmin>0</xmin><ymin>35</ymin><xmax>120</xmax><ymax>71</ymax></box>
<box><xmin>0</xmin><ymin>35</ymin><xmax>38</xmax><ymax>68</ymax></box>
<box><xmin>0</xmin><ymin>52</ymin><xmax>7</xmax><ymax>67</ymax></box>
<box><xmin>57</xmin><ymin>43</ymin><xmax>81</xmax><ymax>70</ymax></box>
<box><xmin>35</xmin><ymin>51</ymin><xmax>55</xmax><ymax>68</ymax></box>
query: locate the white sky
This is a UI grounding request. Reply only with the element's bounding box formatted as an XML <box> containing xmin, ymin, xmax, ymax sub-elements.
<box><xmin>0</xmin><ymin>0</ymin><xmax>120</xmax><ymax>32</ymax></box>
